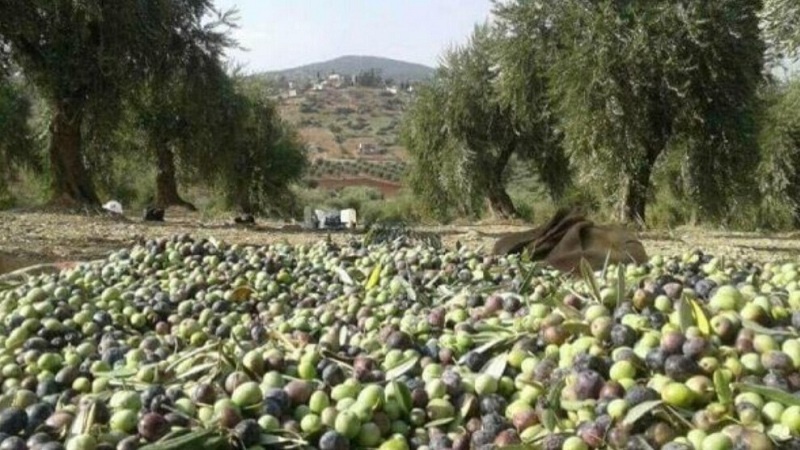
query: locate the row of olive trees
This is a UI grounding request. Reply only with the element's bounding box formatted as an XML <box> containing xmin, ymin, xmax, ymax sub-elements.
<box><xmin>0</xmin><ymin>1</ymin><xmax>307</xmax><ymax>214</ymax></box>
<box><xmin>403</xmin><ymin>0</ymin><xmax>800</xmax><ymax>226</ymax></box>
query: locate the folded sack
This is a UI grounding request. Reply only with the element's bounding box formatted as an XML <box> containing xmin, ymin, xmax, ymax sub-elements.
<box><xmin>492</xmin><ymin>209</ymin><xmax>648</xmax><ymax>273</ymax></box>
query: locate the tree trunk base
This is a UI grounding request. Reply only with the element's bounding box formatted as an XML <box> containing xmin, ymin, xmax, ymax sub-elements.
<box><xmin>48</xmin><ymin>101</ymin><xmax>99</xmax><ymax>207</ymax></box>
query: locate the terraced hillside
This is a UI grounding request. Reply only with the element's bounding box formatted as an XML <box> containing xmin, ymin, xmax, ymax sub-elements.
<box><xmin>277</xmin><ymin>86</ymin><xmax>412</xmax><ymax>195</ymax></box>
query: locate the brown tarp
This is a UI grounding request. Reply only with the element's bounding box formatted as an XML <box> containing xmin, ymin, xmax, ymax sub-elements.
<box><xmin>492</xmin><ymin>209</ymin><xmax>648</xmax><ymax>273</ymax></box>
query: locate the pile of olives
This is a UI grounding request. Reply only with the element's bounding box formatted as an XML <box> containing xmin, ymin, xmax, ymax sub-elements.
<box><xmin>2</xmin><ymin>234</ymin><xmax>800</xmax><ymax>450</ymax></box>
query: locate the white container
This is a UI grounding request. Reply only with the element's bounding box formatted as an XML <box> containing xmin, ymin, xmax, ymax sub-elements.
<box><xmin>340</xmin><ymin>209</ymin><xmax>357</xmax><ymax>228</ymax></box>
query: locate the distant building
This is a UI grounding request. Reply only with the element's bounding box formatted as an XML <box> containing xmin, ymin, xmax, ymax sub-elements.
<box><xmin>327</xmin><ymin>73</ymin><xmax>344</xmax><ymax>88</ymax></box>
<box><xmin>385</xmin><ymin>86</ymin><xmax>398</xmax><ymax>95</ymax></box>
<box><xmin>358</xmin><ymin>143</ymin><xmax>386</xmax><ymax>155</ymax></box>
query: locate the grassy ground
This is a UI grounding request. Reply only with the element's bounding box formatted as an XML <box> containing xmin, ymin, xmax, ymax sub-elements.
<box><xmin>2</xmin><ymin>209</ymin><xmax>800</xmax><ymax>274</ymax></box>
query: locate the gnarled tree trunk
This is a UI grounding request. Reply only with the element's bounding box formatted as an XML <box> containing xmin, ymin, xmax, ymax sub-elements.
<box><xmin>620</xmin><ymin>158</ymin><xmax>656</xmax><ymax>226</ymax></box>
<box><xmin>48</xmin><ymin>100</ymin><xmax>99</xmax><ymax>206</ymax></box>
<box><xmin>486</xmin><ymin>143</ymin><xmax>517</xmax><ymax>220</ymax></box>
<box><xmin>154</xmin><ymin>143</ymin><xmax>196</xmax><ymax>210</ymax></box>
<box><xmin>487</xmin><ymin>179</ymin><xmax>517</xmax><ymax>219</ymax></box>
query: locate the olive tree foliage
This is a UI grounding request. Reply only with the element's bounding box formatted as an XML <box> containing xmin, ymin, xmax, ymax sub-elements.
<box><xmin>212</xmin><ymin>79</ymin><xmax>308</xmax><ymax>216</ymax></box>
<box><xmin>403</xmin><ymin>24</ymin><xmax>568</xmax><ymax>220</ymax></box>
<box><xmin>757</xmin><ymin>79</ymin><xmax>800</xmax><ymax>226</ymax></box>
<box><xmin>0</xmin><ymin>73</ymin><xmax>36</xmax><ymax>195</ymax></box>
<box><xmin>402</xmin><ymin>81</ymin><xmax>482</xmax><ymax>220</ymax></box>
<box><xmin>497</xmin><ymin>0</ymin><xmax>765</xmax><ymax>223</ymax></box>
<box><xmin>128</xmin><ymin>16</ymin><xmax>236</xmax><ymax>211</ymax></box>
<box><xmin>761</xmin><ymin>0</ymin><xmax>800</xmax><ymax>62</ymax></box>
<box><xmin>491</xmin><ymin>1</ymin><xmax>570</xmax><ymax>200</ymax></box>
<box><xmin>0</xmin><ymin>0</ymin><xmax>232</xmax><ymax>206</ymax></box>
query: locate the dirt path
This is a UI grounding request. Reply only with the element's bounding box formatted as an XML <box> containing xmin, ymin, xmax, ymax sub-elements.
<box><xmin>2</xmin><ymin>210</ymin><xmax>800</xmax><ymax>273</ymax></box>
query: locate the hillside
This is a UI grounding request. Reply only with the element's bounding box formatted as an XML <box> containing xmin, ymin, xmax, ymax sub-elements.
<box><xmin>264</xmin><ymin>55</ymin><xmax>435</xmax><ymax>83</ymax></box>
<box><xmin>274</xmin><ymin>85</ymin><xmax>413</xmax><ymax>197</ymax></box>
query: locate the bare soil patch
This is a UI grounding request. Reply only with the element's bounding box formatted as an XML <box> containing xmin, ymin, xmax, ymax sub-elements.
<box><xmin>1</xmin><ymin>210</ymin><xmax>799</xmax><ymax>273</ymax></box>
<box><xmin>312</xmin><ymin>177</ymin><xmax>402</xmax><ymax>197</ymax></box>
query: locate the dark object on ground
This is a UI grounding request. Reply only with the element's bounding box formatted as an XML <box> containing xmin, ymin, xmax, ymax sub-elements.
<box><xmin>234</xmin><ymin>214</ymin><xmax>255</xmax><ymax>225</ymax></box>
<box><xmin>492</xmin><ymin>208</ymin><xmax>648</xmax><ymax>273</ymax></box>
<box><xmin>143</xmin><ymin>207</ymin><xmax>165</xmax><ymax>222</ymax></box>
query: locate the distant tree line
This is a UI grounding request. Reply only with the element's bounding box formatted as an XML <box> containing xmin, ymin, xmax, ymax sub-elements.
<box><xmin>403</xmin><ymin>0</ymin><xmax>800</xmax><ymax>229</ymax></box>
<box><xmin>0</xmin><ymin>1</ymin><xmax>307</xmax><ymax>214</ymax></box>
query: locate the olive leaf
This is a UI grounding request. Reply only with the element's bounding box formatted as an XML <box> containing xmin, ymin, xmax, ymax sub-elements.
<box><xmin>425</xmin><ymin>417</ymin><xmax>455</xmax><ymax>428</ymax></box>
<box><xmin>516</xmin><ymin>263</ymin><xmax>537</xmax><ymax>295</ymax></box>
<box><xmin>365</xmin><ymin>264</ymin><xmax>382</xmax><ymax>289</ymax></box>
<box><xmin>541</xmin><ymin>291</ymin><xmax>582</xmax><ymax>319</ymax></box>
<box><xmin>542</xmin><ymin>410</ymin><xmax>558</xmax><ymax>432</ymax></box>
<box><xmin>677</xmin><ymin>296</ymin><xmax>694</xmax><ymax>332</ymax></box>
<box><xmin>156</xmin><ymin>428</ymin><xmax>192</xmax><ymax>443</ymax></box>
<box><xmin>459</xmin><ymin>395</ymin><xmax>477</xmax><ymax>419</ymax></box>
<box><xmin>259</xmin><ymin>433</ymin><xmax>309</xmax><ymax>448</ymax></box>
<box><xmin>460</xmin><ymin>335</ymin><xmax>517</xmax><ymax>363</ymax></box>
<box><xmin>616</xmin><ymin>263</ymin><xmax>626</xmax><ymax>308</ymax></box>
<box><xmin>714</xmin><ymin>369</ymin><xmax>733</xmax><ymax>406</ymax></box>
<box><xmin>622</xmin><ymin>400</ymin><xmax>663</xmax><ymax>427</ymax></box>
<box><xmin>662</xmin><ymin>405</ymin><xmax>694</xmax><ymax>430</ymax></box>
<box><xmin>165</xmin><ymin>341</ymin><xmax>222</xmax><ymax>373</ymax></box>
<box><xmin>562</xmin><ymin>321</ymin><xmax>591</xmax><ymax>335</ymax></box>
<box><xmin>742</xmin><ymin>319</ymin><xmax>798</xmax><ymax>337</ymax></box>
<box><xmin>398</xmin><ymin>277</ymin><xmax>418</xmax><ymax>302</ymax></box>
<box><xmin>629</xmin><ymin>436</ymin><xmax>656</xmax><ymax>450</ymax></box>
<box><xmin>600</xmin><ymin>251</ymin><xmax>613</xmax><ymax>280</ymax></box>
<box><xmin>580</xmin><ymin>258</ymin><xmax>603</xmax><ymax>303</ymax></box>
<box><xmin>97</xmin><ymin>366</ymin><xmax>139</xmax><ymax>379</ymax></box>
<box><xmin>560</xmin><ymin>399</ymin><xmax>597</xmax><ymax>411</ymax></box>
<box><xmin>139</xmin><ymin>429</ymin><xmax>217</xmax><ymax>450</ymax></box>
<box><xmin>335</xmin><ymin>267</ymin><xmax>355</xmax><ymax>286</ymax></box>
<box><xmin>389</xmin><ymin>381</ymin><xmax>413</xmax><ymax>414</ymax></box>
<box><xmin>735</xmin><ymin>383</ymin><xmax>800</xmax><ymax>407</ymax></box>
<box><xmin>480</xmin><ymin>351</ymin><xmax>508</xmax><ymax>379</ymax></box>
<box><xmin>689</xmin><ymin>298</ymin><xmax>711</xmax><ymax>335</ymax></box>
<box><xmin>175</xmin><ymin>362</ymin><xmax>218</xmax><ymax>381</ymax></box>
<box><xmin>385</xmin><ymin>356</ymin><xmax>420</xmax><ymax>381</ymax></box>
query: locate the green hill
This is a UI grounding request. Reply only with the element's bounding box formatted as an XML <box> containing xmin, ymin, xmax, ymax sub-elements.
<box><xmin>263</xmin><ymin>55</ymin><xmax>435</xmax><ymax>83</ymax></box>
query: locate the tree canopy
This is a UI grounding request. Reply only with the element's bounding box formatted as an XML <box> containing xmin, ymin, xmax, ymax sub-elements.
<box><xmin>212</xmin><ymin>79</ymin><xmax>308</xmax><ymax>216</ymax></box>
<box><xmin>403</xmin><ymin>1</ymin><xmax>768</xmax><ymax>224</ymax></box>
<box><xmin>403</xmin><ymin>24</ymin><xmax>569</xmax><ymax>219</ymax></box>
<box><xmin>0</xmin><ymin>0</ymin><xmax>233</xmax><ymax>206</ymax></box>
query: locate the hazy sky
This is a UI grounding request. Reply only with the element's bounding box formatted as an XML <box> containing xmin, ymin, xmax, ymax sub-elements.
<box><xmin>213</xmin><ymin>0</ymin><xmax>494</xmax><ymax>73</ymax></box>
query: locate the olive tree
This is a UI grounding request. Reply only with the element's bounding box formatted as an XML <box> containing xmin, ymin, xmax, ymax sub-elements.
<box><xmin>757</xmin><ymin>79</ymin><xmax>800</xmax><ymax>226</ymax></box>
<box><xmin>403</xmin><ymin>24</ymin><xmax>568</xmax><ymax>219</ymax></box>
<box><xmin>0</xmin><ymin>1</ymin><xmax>232</xmax><ymax>206</ymax></box>
<box><xmin>499</xmin><ymin>0</ymin><xmax>765</xmax><ymax>223</ymax></box>
<box><xmin>212</xmin><ymin>79</ymin><xmax>308</xmax><ymax>216</ymax></box>
<box><xmin>132</xmin><ymin>30</ymin><xmax>234</xmax><ymax>210</ymax></box>
<box><xmin>402</xmin><ymin>80</ymin><xmax>481</xmax><ymax>219</ymax></box>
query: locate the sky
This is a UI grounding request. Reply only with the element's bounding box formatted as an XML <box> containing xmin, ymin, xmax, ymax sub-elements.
<box><xmin>212</xmin><ymin>0</ymin><xmax>494</xmax><ymax>73</ymax></box>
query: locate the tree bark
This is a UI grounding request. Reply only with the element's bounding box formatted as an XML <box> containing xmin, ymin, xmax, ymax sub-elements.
<box><xmin>154</xmin><ymin>143</ymin><xmax>196</xmax><ymax>210</ymax></box>
<box><xmin>621</xmin><ymin>162</ymin><xmax>653</xmax><ymax>226</ymax></box>
<box><xmin>486</xmin><ymin>143</ymin><xmax>517</xmax><ymax>220</ymax></box>
<box><xmin>487</xmin><ymin>180</ymin><xmax>517</xmax><ymax>219</ymax></box>
<box><xmin>48</xmin><ymin>100</ymin><xmax>99</xmax><ymax>206</ymax></box>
